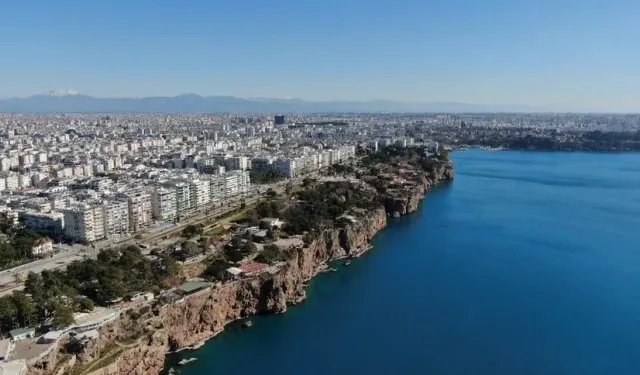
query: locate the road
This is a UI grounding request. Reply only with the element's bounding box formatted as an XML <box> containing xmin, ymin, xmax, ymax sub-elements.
<box><xmin>0</xmin><ymin>177</ymin><xmax>307</xmax><ymax>294</ymax></box>
<box><xmin>0</xmin><ymin>251</ymin><xmax>86</xmax><ymax>286</ymax></box>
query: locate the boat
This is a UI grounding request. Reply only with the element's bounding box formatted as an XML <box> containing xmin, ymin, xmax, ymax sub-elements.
<box><xmin>178</xmin><ymin>358</ymin><xmax>197</xmax><ymax>365</ymax></box>
<box><xmin>344</xmin><ymin>260</ymin><xmax>352</xmax><ymax>266</ymax></box>
<box><xmin>242</xmin><ymin>320</ymin><xmax>254</xmax><ymax>328</ymax></box>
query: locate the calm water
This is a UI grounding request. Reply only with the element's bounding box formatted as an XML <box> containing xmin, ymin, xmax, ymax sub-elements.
<box><xmin>166</xmin><ymin>150</ymin><xmax>640</xmax><ymax>375</ymax></box>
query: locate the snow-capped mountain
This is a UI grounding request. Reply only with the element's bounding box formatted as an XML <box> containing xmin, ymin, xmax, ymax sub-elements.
<box><xmin>36</xmin><ymin>89</ymin><xmax>81</xmax><ymax>97</ymax></box>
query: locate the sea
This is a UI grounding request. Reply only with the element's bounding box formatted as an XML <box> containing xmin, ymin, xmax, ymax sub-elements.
<box><xmin>164</xmin><ymin>150</ymin><xmax>640</xmax><ymax>375</ymax></box>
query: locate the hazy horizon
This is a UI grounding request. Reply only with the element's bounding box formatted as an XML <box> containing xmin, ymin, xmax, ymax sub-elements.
<box><xmin>1</xmin><ymin>0</ymin><xmax>639</xmax><ymax>112</ymax></box>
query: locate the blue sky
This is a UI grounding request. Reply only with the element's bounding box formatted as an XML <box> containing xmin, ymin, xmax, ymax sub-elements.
<box><xmin>0</xmin><ymin>0</ymin><xmax>638</xmax><ymax>111</ymax></box>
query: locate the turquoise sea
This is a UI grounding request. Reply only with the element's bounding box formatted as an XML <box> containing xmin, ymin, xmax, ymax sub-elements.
<box><xmin>165</xmin><ymin>150</ymin><xmax>640</xmax><ymax>375</ymax></box>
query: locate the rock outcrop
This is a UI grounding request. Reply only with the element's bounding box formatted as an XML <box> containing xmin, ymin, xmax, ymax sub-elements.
<box><xmin>31</xmin><ymin>162</ymin><xmax>453</xmax><ymax>375</ymax></box>
<box><xmin>382</xmin><ymin>159</ymin><xmax>454</xmax><ymax>216</ymax></box>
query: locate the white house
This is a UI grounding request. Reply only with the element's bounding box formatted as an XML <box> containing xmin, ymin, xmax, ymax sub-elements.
<box><xmin>31</xmin><ymin>238</ymin><xmax>54</xmax><ymax>257</ymax></box>
<box><xmin>9</xmin><ymin>328</ymin><xmax>35</xmax><ymax>342</ymax></box>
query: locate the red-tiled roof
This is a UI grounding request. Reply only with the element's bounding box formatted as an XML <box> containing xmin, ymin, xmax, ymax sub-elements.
<box><xmin>239</xmin><ymin>262</ymin><xmax>269</xmax><ymax>272</ymax></box>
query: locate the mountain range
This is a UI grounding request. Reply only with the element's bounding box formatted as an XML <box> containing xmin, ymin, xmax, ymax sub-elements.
<box><xmin>0</xmin><ymin>91</ymin><xmax>541</xmax><ymax>113</ymax></box>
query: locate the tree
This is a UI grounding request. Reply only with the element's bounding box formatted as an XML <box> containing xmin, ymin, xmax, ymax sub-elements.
<box><xmin>11</xmin><ymin>293</ymin><xmax>37</xmax><ymax>327</ymax></box>
<box><xmin>266</xmin><ymin>188</ymin><xmax>277</xmax><ymax>197</ymax></box>
<box><xmin>0</xmin><ymin>297</ymin><xmax>17</xmax><ymax>334</ymax></box>
<box><xmin>225</xmin><ymin>247</ymin><xmax>245</xmax><ymax>263</ymax></box>
<box><xmin>77</xmin><ymin>297</ymin><xmax>95</xmax><ymax>312</ymax></box>
<box><xmin>255</xmin><ymin>244</ymin><xmax>283</xmax><ymax>265</ymax></box>
<box><xmin>182</xmin><ymin>225</ymin><xmax>202</xmax><ymax>238</ymax></box>
<box><xmin>181</xmin><ymin>241</ymin><xmax>200</xmax><ymax>256</ymax></box>
<box><xmin>52</xmin><ymin>303</ymin><xmax>75</xmax><ymax>328</ymax></box>
<box><xmin>203</xmin><ymin>257</ymin><xmax>229</xmax><ymax>281</ymax></box>
<box><xmin>240</xmin><ymin>241</ymin><xmax>257</xmax><ymax>256</ymax></box>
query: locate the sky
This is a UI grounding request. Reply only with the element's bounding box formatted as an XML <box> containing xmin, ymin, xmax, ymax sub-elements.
<box><xmin>0</xmin><ymin>0</ymin><xmax>639</xmax><ymax>111</ymax></box>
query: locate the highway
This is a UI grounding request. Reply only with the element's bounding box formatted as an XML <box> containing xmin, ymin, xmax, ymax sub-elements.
<box><xmin>0</xmin><ymin>251</ymin><xmax>85</xmax><ymax>287</ymax></box>
<box><xmin>0</xmin><ymin>178</ymin><xmax>304</xmax><ymax>295</ymax></box>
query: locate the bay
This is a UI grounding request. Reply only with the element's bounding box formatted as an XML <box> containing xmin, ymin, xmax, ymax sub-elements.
<box><xmin>165</xmin><ymin>150</ymin><xmax>640</xmax><ymax>375</ymax></box>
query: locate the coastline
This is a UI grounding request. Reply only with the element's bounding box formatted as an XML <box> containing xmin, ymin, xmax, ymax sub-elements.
<box><xmin>28</xmin><ymin>158</ymin><xmax>454</xmax><ymax>375</ymax></box>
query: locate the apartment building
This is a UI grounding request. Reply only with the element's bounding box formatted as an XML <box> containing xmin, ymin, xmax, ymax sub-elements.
<box><xmin>20</xmin><ymin>211</ymin><xmax>64</xmax><ymax>237</ymax></box>
<box><xmin>170</xmin><ymin>181</ymin><xmax>192</xmax><ymax>214</ymax></box>
<box><xmin>104</xmin><ymin>199</ymin><xmax>130</xmax><ymax>237</ymax></box>
<box><xmin>209</xmin><ymin>175</ymin><xmax>225</xmax><ymax>203</ymax></box>
<box><xmin>63</xmin><ymin>204</ymin><xmax>106</xmax><ymax>242</ymax></box>
<box><xmin>189</xmin><ymin>179</ymin><xmax>210</xmax><ymax>208</ymax></box>
<box><xmin>117</xmin><ymin>190</ymin><xmax>152</xmax><ymax>232</ymax></box>
<box><xmin>152</xmin><ymin>187</ymin><xmax>177</xmax><ymax>221</ymax></box>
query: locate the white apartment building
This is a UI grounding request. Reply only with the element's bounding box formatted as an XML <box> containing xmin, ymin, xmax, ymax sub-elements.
<box><xmin>104</xmin><ymin>199</ymin><xmax>130</xmax><ymax>238</ymax></box>
<box><xmin>170</xmin><ymin>181</ymin><xmax>192</xmax><ymax>214</ymax></box>
<box><xmin>5</xmin><ymin>175</ymin><xmax>19</xmax><ymax>191</ymax></box>
<box><xmin>224</xmin><ymin>156</ymin><xmax>249</xmax><ymax>171</ymax></box>
<box><xmin>223</xmin><ymin>170</ymin><xmax>250</xmax><ymax>197</ymax></box>
<box><xmin>209</xmin><ymin>175</ymin><xmax>225</xmax><ymax>203</ymax></box>
<box><xmin>63</xmin><ymin>204</ymin><xmax>106</xmax><ymax>243</ymax></box>
<box><xmin>36</xmin><ymin>152</ymin><xmax>48</xmax><ymax>163</ymax></box>
<box><xmin>152</xmin><ymin>187</ymin><xmax>177</xmax><ymax>221</ymax></box>
<box><xmin>189</xmin><ymin>179</ymin><xmax>210</xmax><ymax>208</ymax></box>
<box><xmin>0</xmin><ymin>158</ymin><xmax>10</xmax><ymax>172</ymax></box>
<box><xmin>19</xmin><ymin>174</ymin><xmax>32</xmax><ymax>189</ymax></box>
<box><xmin>19</xmin><ymin>154</ymin><xmax>34</xmax><ymax>166</ymax></box>
<box><xmin>117</xmin><ymin>190</ymin><xmax>152</xmax><ymax>232</ymax></box>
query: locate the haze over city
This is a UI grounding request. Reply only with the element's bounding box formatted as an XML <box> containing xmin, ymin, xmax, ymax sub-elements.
<box><xmin>1</xmin><ymin>0</ymin><xmax>639</xmax><ymax>112</ymax></box>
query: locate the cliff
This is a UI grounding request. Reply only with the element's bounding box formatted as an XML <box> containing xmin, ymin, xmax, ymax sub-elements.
<box><xmin>381</xmin><ymin>159</ymin><xmax>454</xmax><ymax>216</ymax></box>
<box><xmin>113</xmin><ymin>206</ymin><xmax>387</xmax><ymax>375</ymax></box>
<box><xmin>30</xmin><ymin>160</ymin><xmax>453</xmax><ymax>375</ymax></box>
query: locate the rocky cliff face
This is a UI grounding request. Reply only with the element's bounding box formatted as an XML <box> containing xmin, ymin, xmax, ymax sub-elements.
<box><xmin>33</xmin><ymin>163</ymin><xmax>454</xmax><ymax>375</ymax></box>
<box><xmin>113</xmin><ymin>207</ymin><xmax>387</xmax><ymax>375</ymax></box>
<box><xmin>382</xmin><ymin>160</ymin><xmax>454</xmax><ymax>216</ymax></box>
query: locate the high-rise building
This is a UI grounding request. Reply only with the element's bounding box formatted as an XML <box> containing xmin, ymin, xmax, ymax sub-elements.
<box><xmin>117</xmin><ymin>190</ymin><xmax>152</xmax><ymax>232</ymax></box>
<box><xmin>103</xmin><ymin>199</ymin><xmax>130</xmax><ymax>238</ymax></box>
<box><xmin>189</xmin><ymin>179</ymin><xmax>210</xmax><ymax>208</ymax></box>
<box><xmin>63</xmin><ymin>204</ymin><xmax>106</xmax><ymax>243</ymax></box>
<box><xmin>152</xmin><ymin>187</ymin><xmax>177</xmax><ymax>221</ymax></box>
<box><xmin>274</xmin><ymin>115</ymin><xmax>285</xmax><ymax>125</ymax></box>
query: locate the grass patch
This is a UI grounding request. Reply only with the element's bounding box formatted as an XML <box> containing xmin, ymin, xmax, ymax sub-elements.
<box><xmin>79</xmin><ymin>347</ymin><xmax>125</xmax><ymax>375</ymax></box>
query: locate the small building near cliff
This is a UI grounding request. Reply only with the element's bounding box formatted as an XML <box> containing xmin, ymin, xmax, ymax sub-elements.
<box><xmin>9</xmin><ymin>328</ymin><xmax>35</xmax><ymax>342</ymax></box>
<box><xmin>226</xmin><ymin>267</ymin><xmax>244</xmax><ymax>279</ymax></box>
<box><xmin>178</xmin><ymin>280</ymin><xmax>211</xmax><ymax>295</ymax></box>
<box><xmin>239</xmin><ymin>262</ymin><xmax>269</xmax><ymax>276</ymax></box>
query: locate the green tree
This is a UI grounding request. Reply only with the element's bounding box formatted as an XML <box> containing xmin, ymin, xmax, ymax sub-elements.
<box><xmin>77</xmin><ymin>297</ymin><xmax>95</xmax><ymax>312</ymax></box>
<box><xmin>225</xmin><ymin>247</ymin><xmax>244</xmax><ymax>263</ymax></box>
<box><xmin>52</xmin><ymin>303</ymin><xmax>75</xmax><ymax>328</ymax></box>
<box><xmin>11</xmin><ymin>293</ymin><xmax>37</xmax><ymax>327</ymax></box>
<box><xmin>182</xmin><ymin>225</ymin><xmax>203</xmax><ymax>238</ymax></box>
<box><xmin>0</xmin><ymin>297</ymin><xmax>17</xmax><ymax>333</ymax></box>
<box><xmin>203</xmin><ymin>257</ymin><xmax>229</xmax><ymax>281</ymax></box>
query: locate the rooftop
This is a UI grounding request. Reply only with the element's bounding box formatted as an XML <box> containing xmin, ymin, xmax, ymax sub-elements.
<box><xmin>9</xmin><ymin>327</ymin><xmax>34</xmax><ymax>337</ymax></box>
<box><xmin>178</xmin><ymin>280</ymin><xmax>211</xmax><ymax>294</ymax></box>
<box><xmin>239</xmin><ymin>262</ymin><xmax>269</xmax><ymax>273</ymax></box>
<box><xmin>72</xmin><ymin>307</ymin><xmax>118</xmax><ymax>327</ymax></box>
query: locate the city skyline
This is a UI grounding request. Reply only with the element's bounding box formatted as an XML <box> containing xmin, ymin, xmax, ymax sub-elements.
<box><xmin>1</xmin><ymin>0</ymin><xmax>639</xmax><ymax>112</ymax></box>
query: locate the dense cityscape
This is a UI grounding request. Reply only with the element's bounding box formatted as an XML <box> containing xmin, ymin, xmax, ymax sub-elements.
<box><xmin>0</xmin><ymin>111</ymin><xmax>638</xmax><ymax>251</ymax></box>
<box><xmin>0</xmin><ymin>111</ymin><xmax>636</xmax><ymax>372</ymax></box>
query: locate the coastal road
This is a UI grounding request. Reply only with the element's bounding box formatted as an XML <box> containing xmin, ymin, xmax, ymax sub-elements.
<box><xmin>0</xmin><ymin>251</ymin><xmax>86</xmax><ymax>287</ymax></box>
<box><xmin>0</xmin><ymin>177</ymin><xmax>306</xmax><ymax>294</ymax></box>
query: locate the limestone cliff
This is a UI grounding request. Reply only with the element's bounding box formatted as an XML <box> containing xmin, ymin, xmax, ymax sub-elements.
<box><xmin>31</xmin><ymin>161</ymin><xmax>454</xmax><ymax>375</ymax></box>
<box><xmin>382</xmin><ymin>159</ymin><xmax>454</xmax><ymax>216</ymax></box>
